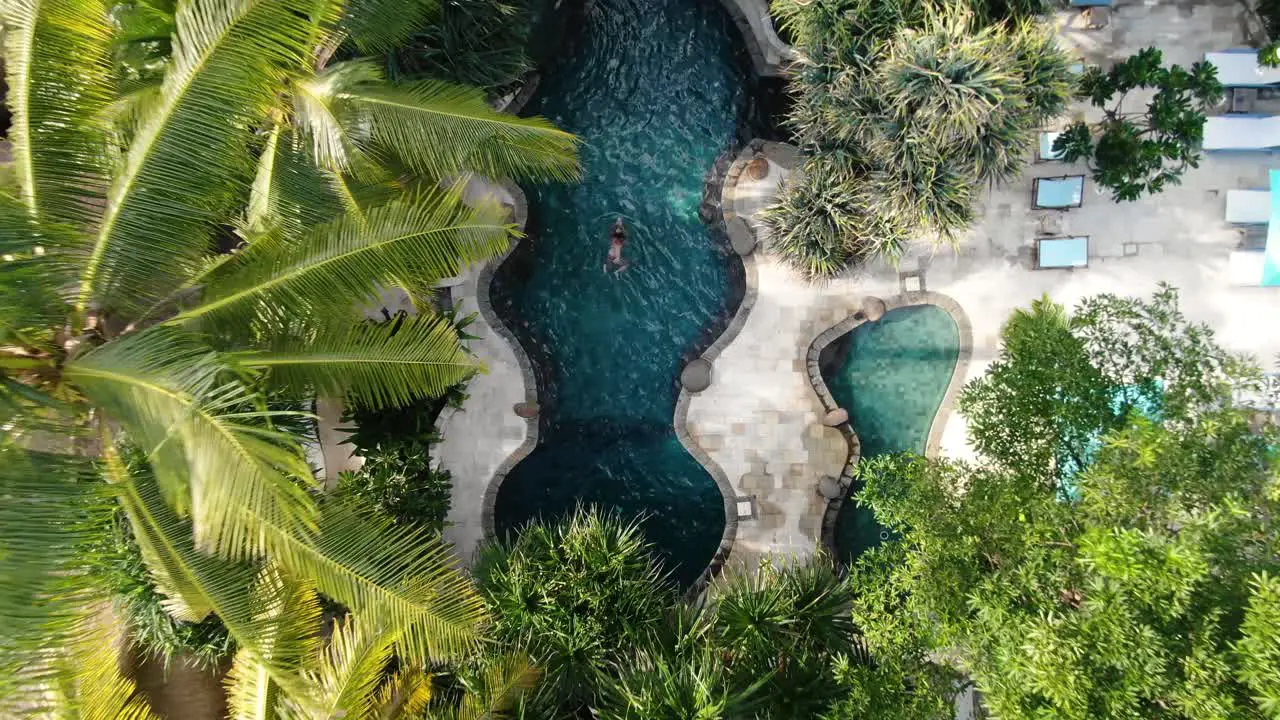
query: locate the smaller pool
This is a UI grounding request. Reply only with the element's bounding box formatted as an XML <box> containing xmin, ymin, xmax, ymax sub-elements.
<box><xmin>818</xmin><ymin>304</ymin><xmax>960</xmax><ymax>564</ymax></box>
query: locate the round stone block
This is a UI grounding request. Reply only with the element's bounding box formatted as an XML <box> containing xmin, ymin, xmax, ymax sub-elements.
<box><xmin>681</xmin><ymin>358</ymin><xmax>713</xmax><ymax>392</ymax></box>
<box><xmin>822</xmin><ymin>408</ymin><xmax>849</xmax><ymax>427</ymax></box>
<box><xmin>862</xmin><ymin>297</ymin><xmax>886</xmax><ymax>322</ymax></box>
<box><xmin>818</xmin><ymin>475</ymin><xmax>842</xmax><ymax>500</ymax></box>
<box><xmin>513</xmin><ymin>402</ymin><xmax>540</xmax><ymax>419</ymax></box>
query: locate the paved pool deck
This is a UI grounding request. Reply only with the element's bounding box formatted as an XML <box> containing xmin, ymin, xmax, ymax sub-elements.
<box><xmin>686</xmin><ymin>0</ymin><xmax>1280</xmax><ymax>568</ymax></box>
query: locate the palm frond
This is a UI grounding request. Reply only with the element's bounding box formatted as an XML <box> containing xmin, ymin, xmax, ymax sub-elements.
<box><xmin>246</xmin><ymin>126</ymin><xmax>346</xmax><ymax>234</ymax></box>
<box><xmin>291</xmin><ymin>60</ymin><xmax>384</xmax><ymax>173</ymax></box>
<box><xmin>2</xmin><ymin>0</ymin><xmax>115</xmax><ymax>225</ymax></box>
<box><xmin>75</xmin><ymin>0</ymin><xmax>343</xmax><ymax>317</ymax></box>
<box><xmin>111</xmin><ymin>470</ymin><xmax>314</xmax><ymax>691</ymax></box>
<box><xmin>342</xmin><ymin>79</ymin><xmax>580</xmax><ymax>183</ymax></box>
<box><xmin>224</xmin><ymin>570</ymin><xmax>322</xmax><ymax>720</ymax></box>
<box><xmin>0</xmin><ymin>448</ymin><xmax>114</xmax><ymax>707</ymax></box>
<box><xmin>374</xmin><ymin>667</ymin><xmax>434</xmax><ymax>718</ymax></box>
<box><xmin>170</xmin><ymin>193</ymin><xmax>511</xmax><ymax>330</ymax></box>
<box><xmin>0</xmin><ymin>195</ymin><xmax>69</xmax><ymax>346</ymax></box>
<box><xmin>65</xmin><ymin>325</ymin><xmax>319</xmax><ymax>559</ymax></box>
<box><xmin>281</xmin><ymin>499</ymin><xmax>488</xmax><ymax>664</ymax></box>
<box><xmin>233</xmin><ymin>314</ymin><xmax>479</xmax><ymax>410</ymax></box>
<box><xmin>341</xmin><ymin>0</ymin><xmax>439</xmax><ymax>54</ymax></box>
<box><xmin>452</xmin><ymin>653</ymin><xmax>540</xmax><ymax>720</ymax></box>
<box><xmin>71</xmin><ymin>604</ymin><xmax>163</xmax><ymax>720</ymax></box>
<box><xmin>283</xmin><ymin>616</ymin><xmax>395</xmax><ymax>719</ymax></box>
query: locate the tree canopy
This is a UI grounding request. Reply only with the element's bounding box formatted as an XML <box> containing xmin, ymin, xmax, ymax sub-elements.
<box><xmin>1056</xmin><ymin>47</ymin><xmax>1223</xmax><ymax>202</ymax></box>
<box><xmin>850</xmin><ymin>288</ymin><xmax>1280</xmax><ymax>719</ymax></box>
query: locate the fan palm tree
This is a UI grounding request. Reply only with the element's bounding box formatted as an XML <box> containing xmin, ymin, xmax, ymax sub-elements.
<box><xmin>0</xmin><ymin>0</ymin><xmax>577</xmax><ymax>712</ymax></box>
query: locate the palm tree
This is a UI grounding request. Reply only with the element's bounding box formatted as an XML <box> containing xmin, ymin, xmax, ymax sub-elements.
<box><xmin>108</xmin><ymin>0</ymin><xmax>579</xmax><ymax>234</ymax></box>
<box><xmin>223</xmin><ymin>576</ymin><xmax>538</xmax><ymax>719</ymax></box>
<box><xmin>0</xmin><ymin>0</ymin><xmax>576</xmax><ymax>711</ymax></box>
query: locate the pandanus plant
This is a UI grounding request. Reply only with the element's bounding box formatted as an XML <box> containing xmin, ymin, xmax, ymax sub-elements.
<box><xmin>0</xmin><ymin>0</ymin><xmax>576</xmax><ymax>713</ymax></box>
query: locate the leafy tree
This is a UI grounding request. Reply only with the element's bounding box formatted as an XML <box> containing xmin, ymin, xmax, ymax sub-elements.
<box><xmin>850</xmin><ymin>289</ymin><xmax>1280</xmax><ymax>720</ymax></box>
<box><xmin>1056</xmin><ymin>47</ymin><xmax>1224</xmax><ymax>202</ymax></box>
<box><xmin>385</xmin><ymin>0</ymin><xmax>537</xmax><ymax>92</ymax></box>
<box><xmin>0</xmin><ymin>0</ymin><xmax>583</xmax><ymax>710</ymax></box>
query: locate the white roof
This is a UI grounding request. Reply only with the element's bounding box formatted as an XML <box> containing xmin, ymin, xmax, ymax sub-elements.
<box><xmin>1206</xmin><ymin>51</ymin><xmax>1280</xmax><ymax>87</ymax></box>
<box><xmin>1225</xmin><ymin>190</ymin><xmax>1272</xmax><ymax>224</ymax></box>
<box><xmin>1229</xmin><ymin>250</ymin><xmax>1267</xmax><ymax>286</ymax></box>
<box><xmin>1203</xmin><ymin>116</ymin><xmax>1280</xmax><ymax>150</ymax></box>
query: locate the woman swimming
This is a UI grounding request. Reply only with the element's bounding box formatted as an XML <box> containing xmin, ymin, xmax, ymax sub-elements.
<box><xmin>604</xmin><ymin>216</ymin><xmax>632</xmax><ymax>272</ymax></box>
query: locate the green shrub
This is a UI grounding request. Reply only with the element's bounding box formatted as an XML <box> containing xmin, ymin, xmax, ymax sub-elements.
<box><xmin>474</xmin><ymin>507</ymin><xmax>675</xmax><ymax>714</ymax></box>
<box><xmin>759</xmin><ymin>154</ymin><xmax>908</xmax><ymax>280</ymax></box>
<box><xmin>338</xmin><ymin>387</ymin><xmax>464</xmax><ymax>531</ymax></box>
<box><xmin>767</xmin><ymin>1</ymin><xmax>1072</xmax><ymax>277</ymax></box>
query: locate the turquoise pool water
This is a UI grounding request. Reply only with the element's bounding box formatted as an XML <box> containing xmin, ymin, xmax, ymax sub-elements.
<box><xmin>819</xmin><ymin>305</ymin><xmax>960</xmax><ymax>565</ymax></box>
<box><xmin>490</xmin><ymin>0</ymin><xmax>748</xmax><ymax>584</ymax></box>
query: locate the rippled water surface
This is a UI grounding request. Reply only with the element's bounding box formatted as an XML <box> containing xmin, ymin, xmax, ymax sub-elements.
<box><xmin>821</xmin><ymin>306</ymin><xmax>960</xmax><ymax>565</ymax></box>
<box><xmin>490</xmin><ymin>0</ymin><xmax>747</xmax><ymax>584</ymax></box>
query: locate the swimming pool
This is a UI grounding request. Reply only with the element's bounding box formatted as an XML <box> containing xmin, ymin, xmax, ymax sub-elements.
<box><xmin>818</xmin><ymin>304</ymin><xmax>960</xmax><ymax>564</ymax></box>
<box><xmin>489</xmin><ymin>0</ymin><xmax>749</xmax><ymax>585</ymax></box>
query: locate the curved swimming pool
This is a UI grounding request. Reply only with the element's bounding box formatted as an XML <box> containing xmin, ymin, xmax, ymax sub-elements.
<box><xmin>819</xmin><ymin>305</ymin><xmax>960</xmax><ymax>565</ymax></box>
<box><xmin>489</xmin><ymin>0</ymin><xmax>749</xmax><ymax>584</ymax></box>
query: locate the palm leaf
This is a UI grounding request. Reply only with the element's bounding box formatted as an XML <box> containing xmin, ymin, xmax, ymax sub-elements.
<box><xmin>75</xmin><ymin>0</ymin><xmax>343</xmax><ymax>317</ymax></box>
<box><xmin>341</xmin><ymin>0</ymin><xmax>438</xmax><ymax>54</ymax></box>
<box><xmin>342</xmin><ymin>78</ymin><xmax>580</xmax><ymax>183</ymax></box>
<box><xmin>0</xmin><ymin>448</ymin><xmax>114</xmax><ymax>708</ymax></box>
<box><xmin>246</xmin><ymin>125</ymin><xmax>347</xmax><ymax>234</ymax></box>
<box><xmin>283</xmin><ymin>616</ymin><xmax>396</xmax><ymax>719</ymax></box>
<box><xmin>169</xmin><ymin>193</ymin><xmax>511</xmax><ymax>330</ymax></box>
<box><xmin>280</xmin><ymin>500</ymin><xmax>488</xmax><ymax>664</ymax></box>
<box><xmin>375</xmin><ymin>667</ymin><xmax>434</xmax><ymax>718</ymax></box>
<box><xmin>65</xmin><ymin>325</ymin><xmax>319</xmax><ymax>559</ymax></box>
<box><xmin>2</xmin><ymin>0</ymin><xmax>115</xmax><ymax>225</ymax></box>
<box><xmin>71</xmin><ymin>604</ymin><xmax>163</xmax><ymax>720</ymax></box>
<box><xmin>451</xmin><ymin>653</ymin><xmax>539</xmax><ymax>720</ymax></box>
<box><xmin>0</xmin><ymin>195</ymin><xmax>68</xmax><ymax>346</ymax></box>
<box><xmin>225</xmin><ymin>570</ymin><xmax>322</xmax><ymax>720</ymax></box>
<box><xmin>291</xmin><ymin>60</ymin><xmax>384</xmax><ymax>173</ymax></box>
<box><xmin>233</xmin><ymin>314</ymin><xmax>479</xmax><ymax>409</ymax></box>
<box><xmin>111</xmin><ymin>469</ymin><xmax>313</xmax><ymax>692</ymax></box>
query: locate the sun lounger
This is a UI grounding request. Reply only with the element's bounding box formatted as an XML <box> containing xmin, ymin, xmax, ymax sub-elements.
<box><xmin>1226</xmin><ymin>190</ymin><xmax>1271</xmax><ymax>224</ymax></box>
<box><xmin>1205</xmin><ymin>50</ymin><xmax>1280</xmax><ymax>88</ymax></box>
<box><xmin>1202</xmin><ymin>116</ymin><xmax>1280</xmax><ymax>151</ymax></box>
<box><xmin>1036</xmin><ymin>236</ymin><xmax>1089</xmax><ymax>269</ymax></box>
<box><xmin>1032</xmin><ymin>175</ymin><xmax>1085</xmax><ymax>209</ymax></box>
<box><xmin>1037</xmin><ymin>132</ymin><xmax>1065</xmax><ymax>162</ymax></box>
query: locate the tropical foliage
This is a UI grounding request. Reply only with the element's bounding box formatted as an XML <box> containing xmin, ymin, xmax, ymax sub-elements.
<box><xmin>0</xmin><ymin>0</ymin><xmax>577</xmax><ymax>713</ymax></box>
<box><xmin>476</xmin><ymin>507</ymin><xmax>957</xmax><ymax>719</ymax></box>
<box><xmin>1056</xmin><ymin>47</ymin><xmax>1223</xmax><ymax>201</ymax></box>
<box><xmin>384</xmin><ymin>0</ymin><xmax>538</xmax><ymax>92</ymax></box>
<box><xmin>848</xmin><ymin>288</ymin><xmax>1280</xmax><ymax>719</ymax></box>
<box><xmin>338</xmin><ymin>383</ymin><xmax>467</xmax><ymax>530</ymax></box>
<box><xmin>766</xmin><ymin>0</ymin><xmax>1072</xmax><ymax>279</ymax></box>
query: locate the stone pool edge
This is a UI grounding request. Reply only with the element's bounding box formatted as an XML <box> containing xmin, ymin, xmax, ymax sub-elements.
<box><xmin>473</xmin><ymin>186</ymin><xmax>542</xmax><ymax>541</ymax></box>
<box><xmin>804</xmin><ymin>292</ymin><xmax>974</xmax><ymax>558</ymax></box>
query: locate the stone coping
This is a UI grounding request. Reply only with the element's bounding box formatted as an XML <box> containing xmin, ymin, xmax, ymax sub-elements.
<box><xmin>717</xmin><ymin>0</ymin><xmax>798</xmax><ymax>78</ymax></box>
<box><xmin>477</xmin><ymin>166</ymin><xmax>752</xmax><ymax>592</ymax></box>
<box><xmin>805</xmin><ymin>292</ymin><xmax>974</xmax><ymax>558</ymax></box>
<box><xmin>469</xmin><ymin>184</ymin><xmax>542</xmax><ymax>540</ymax></box>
